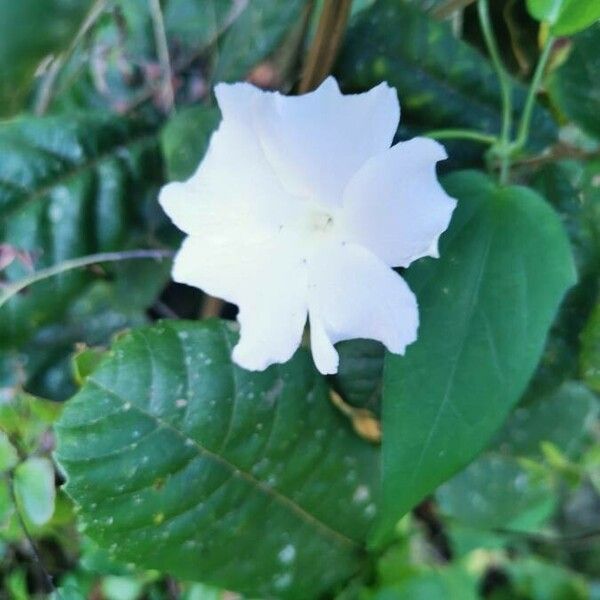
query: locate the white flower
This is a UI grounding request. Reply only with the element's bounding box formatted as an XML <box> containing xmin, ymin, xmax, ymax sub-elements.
<box><xmin>159</xmin><ymin>77</ymin><xmax>456</xmax><ymax>375</ymax></box>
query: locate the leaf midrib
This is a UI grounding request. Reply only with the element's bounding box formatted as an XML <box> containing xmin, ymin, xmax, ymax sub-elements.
<box><xmin>1</xmin><ymin>130</ymin><xmax>156</xmax><ymax>221</ymax></box>
<box><xmin>403</xmin><ymin>215</ymin><xmax>496</xmax><ymax>489</ymax></box>
<box><xmin>87</xmin><ymin>377</ymin><xmax>360</xmax><ymax>553</ymax></box>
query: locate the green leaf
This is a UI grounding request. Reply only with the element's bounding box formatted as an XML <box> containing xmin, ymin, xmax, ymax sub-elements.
<box><xmin>0</xmin><ymin>431</ymin><xmax>18</xmax><ymax>472</ymax></box>
<box><xmin>0</xmin><ymin>112</ymin><xmax>163</xmax><ymax>348</ymax></box>
<box><xmin>335</xmin><ymin>0</ymin><xmax>557</xmax><ymax>151</ymax></box>
<box><xmin>372</xmin><ymin>566</ymin><xmax>479</xmax><ymax>600</ymax></box>
<box><xmin>375</xmin><ymin>171</ymin><xmax>575</xmax><ymax>544</ymax></box>
<box><xmin>494</xmin><ymin>382</ymin><xmax>598</xmax><ymax>459</ymax></box>
<box><xmin>72</xmin><ymin>346</ymin><xmax>107</xmax><ymax>387</ymax></box>
<box><xmin>165</xmin><ymin>0</ymin><xmax>236</xmax><ymax>49</ymax></box>
<box><xmin>437</xmin><ymin>454</ymin><xmax>555</xmax><ymax>531</ymax></box>
<box><xmin>0</xmin><ymin>0</ymin><xmax>89</xmax><ymax>116</ymax></box>
<box><xmin>101</xmin><ymin>576</ymin><xmax>144</xmax><ymax>600</ymax></box>
<box><xmin>13</xmin><ymin>456</ymin><xmax>56</xmax><ymax>526</ymax></box>
<box><xmin>55</xmin><ymin>320</ymin><xmax>379</xmax><ymax>599</ymax></box>
<box><xmin>581</xmin><ymin>303</ymin><xmax>600</xmax><ymax>392</ymax></box>
<box><xmin>1</xmin><ymin>281</ymin><xmax>147</xmax><ymax>401</ymax></box>
<box><xmin>332</xmin><ymin>340</ymin><xmax>384</xmax><ymax>413</ymax></box>
<box><xmin>504</xmin><ymin>557</ymin><xmax>589</xmax><ymax>599</ymax></box>
<box><xmin>526</xmin><ymin>0</ymin><xmax>600</xmax><ymax>35</ymax></box>
<box><xmin>526</xmin><ymin>160</ymin><xmax>600</xmax><ymax>395</ymax></box>
<box><xmin>161</xmin><ymin>106</ymin><xmax>220</xmax><ymax>181</ymax></box>
<box><xmin>548</xmin><ymin>24</ymin><xmax>600</xmax><ymax>140</ymax></box>
<box><xmin>214</xmin><ymin>0</ymin><xmax>308</xmax><ymax>81</ymax></box>
<box><xmin>0</xmin><ymin>392</ymin><xmax>62</xmax><ymax>455</ymax></box>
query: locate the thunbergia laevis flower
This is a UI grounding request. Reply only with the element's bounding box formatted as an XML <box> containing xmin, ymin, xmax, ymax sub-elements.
<box><xmin>159</xmin><ymin>77</ymin><xmax>456</xmax><ymax>375</ymax></box>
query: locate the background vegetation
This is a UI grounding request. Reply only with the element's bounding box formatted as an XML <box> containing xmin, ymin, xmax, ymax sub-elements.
<box><xmin>0</xmin><ymin>0</ymin><xmax>599</xmax><ymax>598</ymax></box>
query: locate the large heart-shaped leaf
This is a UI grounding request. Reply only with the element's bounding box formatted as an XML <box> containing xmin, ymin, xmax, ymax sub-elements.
<box><xmin>55</xmin><ymin>320</ymin><xmax>379</xmax><ymax>599</ymax></box>
<box><xmin>0</xmin><ymin>112</ymin><xmax>163</xmax><ymax>347</ymax></box>
<box><xmin>335</xmin><ymin>0</ymin><xmax>556</xmax><ymax>151</ymax></box>
<box><xmin>374</xmin><ymin>171</ymin><xmax>575</xmax><ymax>543</ymax></box>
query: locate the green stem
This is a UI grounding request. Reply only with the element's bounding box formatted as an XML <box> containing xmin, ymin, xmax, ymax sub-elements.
<box><xmin>477</xmin><ymin>0</ymin><xmax>513</xmax><ymax>183</ymax></box>
<box><xmin>425</xmin><ymin>129</ymin><xmax>498</xmax><ymax>144</ymax></box>
<box><xmin>0</xmin><ymin>249</ymin><xmax>174</xmax><ymax>310</ymax></box>
<box><xmin>514</xmin><ymin>35</ymin><xmax>555</xmax><ymax>150</ymax></box>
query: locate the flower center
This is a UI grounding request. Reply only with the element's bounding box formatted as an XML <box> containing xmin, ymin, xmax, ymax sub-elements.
<box><xmin>309</xmin><ymin>209</ymin><xmax>334</xmax><ymax>233</ymax></box>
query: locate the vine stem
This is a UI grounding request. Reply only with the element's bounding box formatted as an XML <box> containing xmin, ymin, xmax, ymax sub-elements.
<box><xmin>514</xmin><ymin>34</ymin><xmax>555</xmax><ymax>150</ymax></box>
<box><xmin>477</xmin><ymin>0</ymin><xmax>513</xmax><ymax>183</ymax></box>
<box><xmin>425</xmin><ymin>129</ymin><xmax>498</xmax><ymax>144</ymax></box>
<box><xmin>7</xmin><ymin>473</ymin><xmax>58</xmax><ymax>597</ymax></box>
<box><xmin>0</xmin><ymin>249</ymin><xmax>174</xmax><ymax>310</ymax></box>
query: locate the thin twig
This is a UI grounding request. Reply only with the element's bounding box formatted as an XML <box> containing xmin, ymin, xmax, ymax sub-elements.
<box><xmin>148</xmin><ymin>0</ymin><xmax>175</xmax><ymax>111</ymax></box>
<box><xmin>298</xmin><ymin>0</ymin><xmax>352</xmax><ymax>93</ymax></box>
<box><xmin>511</xmin><ymin>145</ymin><xmax>600</xmax><ymax>168</ymax></box>
<box><xmin>0</xmin><ymin>249</ymin><xmax>174</xmax><ymax>310</ymax></box>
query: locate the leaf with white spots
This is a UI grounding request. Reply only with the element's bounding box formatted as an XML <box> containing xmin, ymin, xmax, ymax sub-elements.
<box><xmin>0</xmin><ymin>112</ymin><xmax>163</xmax><ymax>348</ymax></box>
<box><xmin>55</xmin><ymin>319</ymin><xmax>379</xmax><ymax>599</ymax></box>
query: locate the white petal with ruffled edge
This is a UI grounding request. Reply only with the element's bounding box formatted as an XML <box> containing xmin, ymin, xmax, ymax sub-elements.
<box><xmin>159</xmin><ymin>77</ymin><xmax>455</xmax><ymax>375</ymax></box>
<box><xmin>172</xmin><ymin>234</ymin><xmax>308</xmax><ymax>371</ymax></box>
<box><xmin>307</xmin><ymin>241</ymin><xmax>419</xmax><ymax>374</ymax></box>
<box><xmin>253</xmin><ymin>77</ymin><xmax>399</xmax><ymax>206</ymax></box>
<box><xmin>339</xmin><ymin>137</ymin><xmax>456</xmax><ymax>267</ymax></box>
<box><xmin>159</xmin><ymin>83</ymin><xmax>302</xmax><ymax>239</ymax></box>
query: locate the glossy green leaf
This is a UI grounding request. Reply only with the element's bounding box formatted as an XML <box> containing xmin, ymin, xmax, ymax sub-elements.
<box><xmin>55</xmin><ymin>320</ymin><xmax>379</xmax><ymax>599</ymax></box>
<box><xmin>581</xmin><ymin>303</ymin><xmax>600</xmax><ymax>392</ymax></box>
<box><xmin>376</xmin><ymin>171</ymin><xmax>575</xmax><ymax>543</ymax></box>
<box><xmin>0</xmin><ymin>112</ymin><xmax>163</xmax><ymax>348</ymax></box>
<box><xmin>1</xmin><ymin>281</ymin><xmax>147</xmax><ymax>401</ymax></box>
<box><xmin>0</xmin><ymin>0</ymin><xmax>89</xmax><ymax>116</ymax></box>
<box><xmin>13</xmin><ymin>456</ymin><xmax>56</xmax><ymax>526</ymax></box>
<box><xmin>336</xmin><ymin>0</ymin><xmax>557</xmax><ymax>150</ymax></box>
<box><xmin>437</xmin><ymin>454</ymin><xmax>555</xmax><ymax>531</ymax></box>
<box><xmin>548</xmin><ymin>24</ymin><xmax>600</xmax><ymax>140</ymax></box>
<box><xmin>214</xmin><ymin>0</ymin><xmax>307</xmax><ymax>81</ymax></box>
<box><xmin>161</xmin><ymin>106</ymin><xmax>220</xmax><ymax>181</ymax></box>
<box><xmin>526</xmin><ymin>0</ymin><xmax>600</xmax><ymax>35</ymax></box>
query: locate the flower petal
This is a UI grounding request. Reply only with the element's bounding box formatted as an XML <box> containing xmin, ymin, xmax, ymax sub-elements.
<box><xmin>173</xmin><ymin>234</ymin><xmax>308</xmax><ymax>371</ymax></box>
<box><xmin>339</xmin><ymin>137</ymin><xmax>456</xmax><ymax>268</ymax></box>
<box><xmin>160</xmin><ymin>82</ymin><xmax>301</xmax><ymax>238</ymax></box>
<box><xmin>253</xmin><ymin>77</ymin><xmax>400</xmax><ymax>207</ymax></box>
<box><xmin>307</xmin><ymin>242</ymin><xmax>418</xmax><ymax>374</ymax></box>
